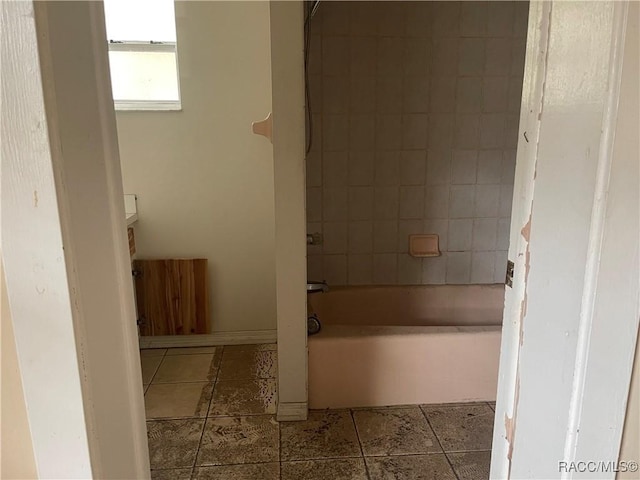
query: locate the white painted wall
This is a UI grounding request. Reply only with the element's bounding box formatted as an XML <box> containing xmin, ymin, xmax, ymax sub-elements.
<box><xmin>0</xmin><ymin>261</ymin><xmax>37</xmax><ymax>479</ymax></box>
<box><xmin>116</xmin><ymin>1</ymin><xmax>276</xmax><ymax>333</ymax></box>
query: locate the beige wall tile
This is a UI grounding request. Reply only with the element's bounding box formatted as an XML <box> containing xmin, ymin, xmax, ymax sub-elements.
<box><xmin>484</xmin><ymin>38</ymin><xmax>512</xmax><ymax>76</ymax></box>
<box><xmin>460</xmin><ymin>2</ymin><xmax>487</xmax><ymax>38</ymax></box>
<box><xmin>451</xmin><ymin>150</ymin><xmax>478</xmax><ymax>185</ymax></box>
<box><xmin>446</xmin><ymin>251</ymin><xmax>472</xmax><ymax>284</ymax></box>
<box><xmin>474</xmin><ymin>185</ymin><xmax>500</xmax><ymax>217</ymax></box>
<box><xmin>483</xmin><ymin>76</ymin><xmax>509</xmax><ymax>113</ymax></box>
<box><xmin>348</xmin><ymin>187</ymin><xmax>374</xmax><ymax>221</ymax></box>
<box><xmin>448</xmin><ymin>219</ymin><xmax>473</xmax><ymax>251</ymax></box>
<box><xmin>477</xmin><ymin>150</ymin><xmax>503</xmax><ymax>184</ymax></box>
<box><xmin>348</xmin><ymin>152</ymin><xmax>375</xmax><ymax>186</ymax></box>
<box><xmin>373</xmin><ymin>187</ymin><xmax>400</xmax><ymax>220</ymax></box>
<box><xmin>322</xmin><ymin>76</ymin><xmax>349</xmax><ymax>114</ymax></box>
<box><xmin>403</xmin><ymin>76</ymin><xmax>430</xmax><ymax>113</ymax></box>
<box><xmin>323</xmin><ymin>255</ymin><xmax>347</xmax><ymax>285</ymax></box>
<box><xmin>373</xmin><ymin>253</ymin><xmax>398</xmax><ymax>284</ymax></box>
<box><xmin>471</xmin><ymin>251</ymin><xmax>497</xmax><ymax>284</ymax></box>
<box><xmin>348</xmin><ymin>254</ymin><xmax>373</xmax><ymax>285</ymax></box>
<box><xmin>308</xmin><ymin>1</ymin><xmax>525</xmax><ymax>285</ymax></box>
<box><xmin>398</xmin><ymin>254</ymin><xmax>423</xmax><ymax>284</ymax></box>
<box><xmin>373</xmin><ymin>221</ymin><xmax>399</xmax><ymax>253</ymax></box>
<box><xmin>406</xmin><ymin>2</ymin><xmax>433</xmax><ymax>38</ymax></box>
<box><xmin>322</xmin><ymin>36</ymin><xmax>350</xmax><ymax>75</ymax></box>
<box><xmin>376</xmin><ymin>76</ymin><xmax>404</xmax><ymax>113</ymax></box>
<box><xmin>424</xmin><ymin>186</ymin><xmax>450</xmax><ymax>219</ymax></box>
<box><xmin>472</xmin><ymin>218</ymin><xmax>498</xmax><ymax>251</ymax></box>
<box><xmin>322</xmin><ymin>222</ymin><xmax>347</xmax><ymax>254</ymax></box>
<box><xmin>349</xmin><ymin>115</ymin><xmax>375</xmax><ymax>151</ymax></box>
<box><xmin>399</xmin><ymin>186</ymin><xmax>426</xmax><ymax>219</ymax></box>
<box><xmin>322</xmin><ymin>187</ymin><xmax>347</xmax><ymax>221</ymax></box>
<box><xmin>400</xmin><ymin>151</ymin><xmax>427</xmax><ymax>186</ymax></box>
<box><xmin>377</xmin><ymin>37</ymin><xmax>405</xmax><ymax>77</ymax></box>
<box><xmin>458</xmin><ymin>38</ymin><xmax>485</xmax><ymax>76</ymax></box>
<box><xmin>349</xmin><ymin>77</ymin><xmax>376</xmax><ymax>113</ymax></box>
<box><xmin>348</xmin><ymin>222</ymin><xmax>373</xmax><ymax>254</ymax></box>
<box><xmin>404</xmin><ymin>38</ymin><xmax>430</xmax><ymax>77</ymax></box>
<box><xmin>487</xmin><ymin>2</ymin><xmax>515</xmax><ymax>37</ymax></box>
<box><xmin>456</xmin><ymin>77</ymin><xmax>483</xmax><ymax>113</ymax></box>
<box><xmin>402</xmin><ymin>114</ymin><xmax>429</xmax><ymax>150</ymax></box>
<box><xmin>323</xmin><ymin>151</ymin><xmax>348</xmax><ymax>187</ymax></box>
<box><xmin>431</xmin><ymin>2</ymin><xmax>461</xmax><ymax>38</ymax></box>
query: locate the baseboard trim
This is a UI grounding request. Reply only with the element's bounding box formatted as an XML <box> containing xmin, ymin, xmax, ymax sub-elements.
<box><xmin>139</xmin><ymin>329</ymin><xmax>277</xmax><ymax>349</ymax></box>
<box><xmin>277</xmin><ymin>401</ymin><xmax>308</xmax><ymax>422</ymax></box>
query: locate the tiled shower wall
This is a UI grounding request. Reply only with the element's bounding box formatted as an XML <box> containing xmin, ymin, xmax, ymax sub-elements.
<box><xmin>305</xmin><ymin>1</ymin><xmax>528</xmax><ymax>285</ymax></box>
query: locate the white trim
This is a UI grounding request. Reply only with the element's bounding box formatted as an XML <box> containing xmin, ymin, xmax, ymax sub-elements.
<box><xmin>270</xmin><ymin>0</ymin><xmax>309</xmax><ymax>423</ymax></box>
<box><xmin>562</xmin><ymin>2</ymin><xmax>629</xmax><ymax>471</ymax></box>
<box><xmin>115</xmin><ymin>100</ymin><xmax>182</xmax><ymax>112</ymax></box>
<box><xmin>277</xmin><ymin>402</ymin><xmax>308</xmax><ymax>422</ymax></box>
<box><xmin>1</xmin><ymin>2</ymin><xmax>93</xmax><ymax>476</ymax></box>
<box><xmin>139</xmin><ymin>330</ymin><xmax>278</xmax><ymax>349</ymax></box>
<box><xmin>108</xmin><ymin>41</ymin><xmax>176</xmax><ymax>53</ymax></box>
<box><xmin>86</xmin><ymin>3</ymin><xmax>151</xmax><ymax>477</ymax></box>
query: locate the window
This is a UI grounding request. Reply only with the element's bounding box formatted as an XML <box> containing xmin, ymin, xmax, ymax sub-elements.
<box><xmin>103</xmin><ymin>0</ymin><xmax>180</xmax><ymax>111</ymax></box>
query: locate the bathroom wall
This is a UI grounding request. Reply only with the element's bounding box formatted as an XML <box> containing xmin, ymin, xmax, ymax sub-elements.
<box><xmin>306</xmin><ymin>1</ymin><xmax>528</xmax><ymax>285</ymax></box>
<box><xmin>117</xmin><ymin>2</ymin><xmax>276</xmax><ymax>333</ymax></box>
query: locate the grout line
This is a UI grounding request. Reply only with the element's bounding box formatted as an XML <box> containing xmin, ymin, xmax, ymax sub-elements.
<box><xmin>192</xmin><ymin>346</ymin><xmax>224</xmax><ymax>471</ymax></box>
<box><xmin>145</xmin><ymin>349</ymin><xmax>167</xmax><ymax>387</ymax></box>
<box><xmin>278</xmin><ymin>408</ymin><xmax>283</xmax><ymax>475</ymax></box>
<box><xmin>205</xmin><ymin>345</ymin><xmax>225</xmax><ymax>418</ymax></box>
<box><xmin>418</xmin><ymin>406</ymin><xmax>461</xmax><ymax>480</ymax></box>
<box><xmin>349</xmin><ymin>409</ymin><xmax>372</xmax><ymax>480</ymax></box>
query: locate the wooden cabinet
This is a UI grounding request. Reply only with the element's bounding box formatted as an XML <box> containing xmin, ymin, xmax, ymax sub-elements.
<box><xmin>133</xmin><ymin>259</ymin><xmax>209</xmax><ymax>336</ymax></box>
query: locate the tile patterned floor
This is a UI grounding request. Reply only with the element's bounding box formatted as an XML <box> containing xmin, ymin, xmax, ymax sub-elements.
<box><xmin>142</xmin><ymin>344</ymin><xmax>495</xmax><ymax>479</ymax></box>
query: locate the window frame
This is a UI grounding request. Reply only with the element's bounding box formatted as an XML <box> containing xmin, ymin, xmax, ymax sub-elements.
<box><xmin>108</xmin><ymin>41</ymin><xmax>182</xmax><ymax>112</ymax></box>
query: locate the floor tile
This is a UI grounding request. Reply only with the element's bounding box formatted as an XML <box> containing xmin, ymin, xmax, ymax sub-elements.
<box><xmin>145</xmin><ymin>382</ymin><xmax>212</xmax><ymax>419</ymax></box>
<box><xmin>421</xmin><ymin>403</ymin><xmax>494</xmax><ymax>452</ymax></box>
<box><xmin>166</xmin><ymin>346</ymin><xmax>219</xmax><ymax>355</ymax></box>
<box><xmin>153</xmin><ymin>353</ymin><xmax>219</xmax><ymax>384</ymax></box>
<box><xmin>147</xmin><ymin>419</ymin><xmax>205</xmax><ymax>469</ymax></box>
<box><xmin>366</xmin><ymin>454</ymin><xmax>457</xmax><ymax>480</ymax></box>
<box><xmin>209</xmin><ymin>378</ymin><xmax>277</xmax><ymax>416</ymax></box>
<box><xmin>281</xmin><ymin>459</ymin><xmax>368</xmax><ymax>480</ymax></box>
<box><xmin>280</xmin><ymin>410</ymin><xmax>361</xmax><ymax>461</ymax></box>
<box><xmin>141</xmin><ymin>356</ymin><xmax>163</xmax><ymax>385</ymax></box>
<box><xmin>218</xmin><ymin>350</ymin><xmax>277</xmax><ymax>380</ymax></box>
<box><xmin>447</xmin><ymin>451</ymin><xmax>491</xmax><ymax>480</ymax></box>
<box><xmin>141</xmin><ymin>349</ymin><xmax>167</xmax><ymax>357</ymax></box>
<box><xmin>196</xmin><ymin>415</ymin><xmax>279</xmax><ymax>466</ymax></box>
<box><xmin>193</xmin><ymin>463</ymin><xmax>279</xmax><ymax>479</ymax></box>
<box><xmin>223</xmin><ymin>343</ymin><xmax>277</xmax><ymax>354</ymax></box>
<box><xmin>353</xmin><ymin>407</ymin><xmax>441</xmax><ymax>456</ymax></box>
<box><xmin>150</xmin><ymin>468</ymin><xmax>192</xmax><ymax>480</ymax></box>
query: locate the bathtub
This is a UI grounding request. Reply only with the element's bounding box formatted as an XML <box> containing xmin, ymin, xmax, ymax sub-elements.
<box><xmin>307</xmin><ymin>284</ymin><xmax>504</xmax><ymax>409</ymax></box>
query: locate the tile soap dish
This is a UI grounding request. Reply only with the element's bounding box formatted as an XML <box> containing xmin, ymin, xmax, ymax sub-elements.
<box><xmin>409</xmin><ymin>234</ymin><xmax>440</xmax><ymax>258</ymax></box>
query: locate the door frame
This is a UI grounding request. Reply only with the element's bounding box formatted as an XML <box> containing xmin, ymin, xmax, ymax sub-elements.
<box><xmin>491</xmin><ymin>1</ymin><xmax>639</xmax><ymax>478</ymax></box>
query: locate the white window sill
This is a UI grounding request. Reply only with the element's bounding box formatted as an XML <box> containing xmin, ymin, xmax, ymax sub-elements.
<box><xmin>115</xmin><ymin>101</ymin><xmax>182</xmax><ymax>112</ymax></box>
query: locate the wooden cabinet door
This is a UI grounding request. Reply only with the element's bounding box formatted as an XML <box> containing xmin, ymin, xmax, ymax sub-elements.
<box><xmin>133</xmin><ymin>259</ymin><xmax>209</xmax><ymax>336</ymax></box>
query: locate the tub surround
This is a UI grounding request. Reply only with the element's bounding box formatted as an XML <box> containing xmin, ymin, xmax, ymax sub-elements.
<box><xmin>306</xmin><ymin>1</ymin><xmax>528</xmax><ymax>286</ymax></box>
